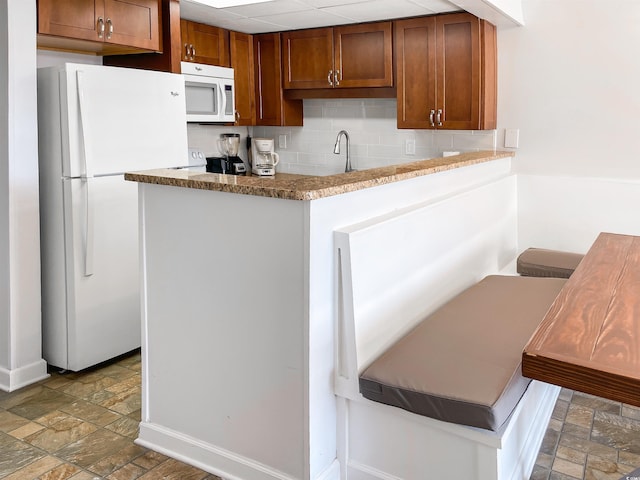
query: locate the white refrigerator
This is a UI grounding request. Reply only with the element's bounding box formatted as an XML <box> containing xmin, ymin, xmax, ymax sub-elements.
<box><xmin>37</xmin><ymin>63</ymin><xmax>189</xmax><ymax>371</ymax></box>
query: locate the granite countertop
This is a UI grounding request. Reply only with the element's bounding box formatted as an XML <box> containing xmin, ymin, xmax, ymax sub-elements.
<box><xmin>124</xmin><ymin>150</ymin><xmax>513</xmax><ymax>201</ymax></box>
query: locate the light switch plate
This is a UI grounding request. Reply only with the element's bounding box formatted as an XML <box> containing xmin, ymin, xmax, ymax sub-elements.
<box><xmin>278</xmin><ymin>134</ymin><xmax>287</xmax><ymax>149</ymax></box>
<box><xmin>505</xmin><ymin>129</ymin><xmax>520</xmax><ymax>149</ymax></box>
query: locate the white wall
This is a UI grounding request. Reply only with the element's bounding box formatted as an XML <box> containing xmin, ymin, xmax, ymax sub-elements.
<box><xmin>498</xmin><ymin>0</ymin><xmax>640</xmax><ymax>179</ymax></box>
<box><xmin>0</xmin><ymin>0</ymin><xmax>48</xmax><ymax>391</ymax></box>
<box><xmin>497</xmin><ymin>0</ymin><xmax>640</xmax><ymax>252</ymax></box>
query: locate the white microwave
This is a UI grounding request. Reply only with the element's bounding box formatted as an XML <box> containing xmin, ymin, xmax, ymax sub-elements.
<box><xmin>182</xmin><ymin>62</ymin><xmax>235</xmax><ymax>123</ymax></box>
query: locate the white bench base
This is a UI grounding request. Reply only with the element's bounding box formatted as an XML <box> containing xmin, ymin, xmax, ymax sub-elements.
<box><xmin>338</xmin><ymin>380</ymin><xmax>559</xmax><ymax>480</ymax></box>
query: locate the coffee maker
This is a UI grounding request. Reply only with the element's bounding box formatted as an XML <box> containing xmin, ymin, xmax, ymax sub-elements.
<box><xmin>207</xmin><ymin>133</ymin><xmax>247</xmax><ymax>175</ymax></box>
<box><xmin>251</xmin><ymin>138</ymin><xmax>279</xmax><ymax>176</ymax></box>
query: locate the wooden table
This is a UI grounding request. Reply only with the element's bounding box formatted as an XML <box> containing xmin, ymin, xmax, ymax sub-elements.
<box><xmin>523</xmin><ymin>232</ymin><xmax>640</xmax><ymax>407</ymax></box>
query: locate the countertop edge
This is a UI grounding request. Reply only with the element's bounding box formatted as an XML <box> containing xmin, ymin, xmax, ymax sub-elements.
<box><xmin>125</xmin><ymin>151</ymin><xmax>513</xmax><ymax>201</ymax></box>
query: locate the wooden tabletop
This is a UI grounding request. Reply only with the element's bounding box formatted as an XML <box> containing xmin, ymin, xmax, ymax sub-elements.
<box><xmin>523</xmin><ymin>232</ymin><xmax>640</xmax><ymax>407</ymax></box>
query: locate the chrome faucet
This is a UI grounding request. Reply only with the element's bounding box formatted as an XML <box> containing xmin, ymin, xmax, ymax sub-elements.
<box><xmin>333</xmin><ymin>130</ymin><xmax>354</xmax><ymax>173</ymax></box>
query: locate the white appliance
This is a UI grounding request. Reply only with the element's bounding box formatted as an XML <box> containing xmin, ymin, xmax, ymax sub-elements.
<box><xmin>37</xmin><ymin>63</ymin><xmax>189</xmax><ymax>371</ymax></box>
<box><xmin>251</xmin><ymin>138</ymin><xmax>280</xmax><ymax>176</ymax></box>
<box><xmin>182</xmin><ymin>62</ymin><xmax>235</xmax><ymax>123</ymax></box>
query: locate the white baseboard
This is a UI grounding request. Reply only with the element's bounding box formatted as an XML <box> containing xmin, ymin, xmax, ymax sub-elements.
<box><xmin>137</xmin><ymin>421</ymin><xmax>300</xmax><ymax>480</ymax></box>
<box><xmin>0</xmin><ymin>359</ymin><xmax>49</xmax><ymax>392</ymax></box>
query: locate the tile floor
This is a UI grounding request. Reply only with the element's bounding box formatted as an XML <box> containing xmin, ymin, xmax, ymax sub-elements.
<box><xmin>1</xmin><ymin>350</ymin><xmax>639</xmax><ymax>480</ymax></box>
<box><xmin>530</xmin><ymin>388</ymin><xmax>640</xmax><ymax>480</ymax></box>
<box><xmin>0</xmin><ymin>351</ymin><xmax>220</xmax><ymax>480</ymax></box>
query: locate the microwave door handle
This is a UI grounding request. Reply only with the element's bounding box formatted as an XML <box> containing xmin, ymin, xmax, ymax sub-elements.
<box><xmin>218</xmin><ymin>83</ymin><xmax>226</xmax><ymax>119</ymax></box>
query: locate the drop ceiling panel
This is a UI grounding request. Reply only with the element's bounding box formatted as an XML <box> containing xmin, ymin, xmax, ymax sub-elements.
<box><xmin>180</xmin><ymin>0</ymin><xmax>463</xmax><ymax>33</ymax></box>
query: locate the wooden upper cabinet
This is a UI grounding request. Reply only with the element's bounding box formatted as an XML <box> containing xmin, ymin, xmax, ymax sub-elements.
<box><xmin>230</xmin><ymin>31</ymin><xmax>256</xmax><ymax>126</ymax></box>
<box><xmin>334</xmin><ymin>22</ymin><xmax>393</xmax><ymax>88</ymax></box>
<box><xmin>104</xmin><ymin>0</ymin><xmax>160</xmax><ymax>51</ymax></box>
<box><xmin>181</xmin><ymin>19</ymin><xmax>230</xmax><ymax>67</ymax></box>
<box><xmin>282</xmin><ymin>22</ymin><xmax>393</xmax><ymax>90</ymax></box>
<box><xmin>282</xmin><ymin>28</ymin><xmax>334</xmax><ymax>89</ymax></box>
<box><xmin>37</xmin><ymin>0</ymin><xmax>161</xmax><ymax>52</ymax></box>
<box><xmin>395</xmin><ymin>13</ymin><xmax>496</xmax><ymax>130</ymax></box>
<box><xmin>254</xmin><ymin>33</ymin><xmax>303</xmax><ymax>126</ymax></box>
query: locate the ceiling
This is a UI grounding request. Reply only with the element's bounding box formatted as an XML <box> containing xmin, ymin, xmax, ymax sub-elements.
<box><xmin>180</xmin><ymin>0</ymin><xmax>463</xmax><ymax>34</ymax></box>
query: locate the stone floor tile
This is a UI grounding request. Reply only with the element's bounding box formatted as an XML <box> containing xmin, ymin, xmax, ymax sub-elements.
<box><xmin>562</xmin><ymin>422</ymin><xmax>591</xmax><ymax>440</ymax></box>
<box><xmin>137</xmin><ymin>458</ymin><xmax>211</xmax><ymax>480</ymax></box>
<box><xmin>54</xmin><ymin>429</ymin><xmax>133</xmax><ymax>469</ymax></box>
<box><xmin>105</xmin><ymin>461</ymin><xmax>146</xmax><ymax>479</ymax></box>
<box><xmin>549</xmin><ymin>471</ymin><xmax>582</xmax><ymax>480</ymax></box>
<box><xmin>584</xmin><ymin>454</ymin><xmax>635</xmax><ymax>480</ymax></box>
<box><xmin>591</xmin><ymin>410</ymin><xmax>640</xmax><ymax>454</ymax></box>
<box><xmin>39</xmin><ymin>462</ymin><xmax>83</xmax><ymax>480</ymax></box>
<box><xmin>553</xmin><ymin>399</ymin><xmax>570</xmax><ymax>421</ymax></box>
<box><xmin>7</xmin><ymin>388</ymin><xmax>76</xmax><ymax>421</ymax></box>
<box><xmin>556</xmin><ymin>445</ymin><xmax>587</xmax><ymax>466</ymax></box>
<box><xmin>0</xmin><ymin>432</ymin><xmax>47</xmax><ymax>475</ymax></box>
<box><xmin>61</xmin><ymin>377</ymin><xmax>118</xmax><ymax>401</ymax></box>
<box><xmin>619</xmin><ymin>450</ymin><xmax>640</xmax><ymax>467</ymax></box>
<box><xmin>530</xmin><ymin>464</ymin><xmax>551</xmax><ymax>480</ymax></box>
<box><xmin>552</xmin><ymin>457</ymin><xmax>584</xmax><ymax>479</ymax></box>
<box><xmin>536</xmin><ymin>452</ymin><xmax>555</xmax><ymax>469</ymax></box>
<box><xmin>559</xmin><ymin>389</ymin><xmax>574</xmax><ymax>402</ymax></box>
<box><xmin>0</xmin><ymin>410</ymin><xmax>30</xmax><ymax>432</ymax></box>
<box><xmin>571</xmin><ymin>392</ymin><xmax>621</xmax><ymax>416</ymax></box>
<box><xmin>540</xmin><ymin>427</ymin><xmax>561</xmax><ymax>456</ymax></box>
<box><xmin>25</xmin><ymin>417</ymin><xmax>98</xmax><ymax>453</ymax></box>
<box><xmin>68</xmin><ymin>472</ymin><xmax>101</xmax><ymax>480</ymax></box>
<box><xmin>559</xmin><ymin>432</ymin><xmax>619</xmax><ymax>461</ymax></box>
<box><xmin>59</xmin><ymin>399</ymin><xmax>121</xmax><ymax>427</ymax></box>
<box><xmin>1</xmin><ymin>455</ymin><xmax>62</xmax><ymax>480</ymax></box>
<box><xmin>622</xmin><ymin>404</ymin><xmax>640</xmax><ymax>421</ymax></box>
<box><xmin>9</xmin><ymin>420</ymin><xmax>46</xmax><ymax>439</ymax></box>
<box><xmin>87</xmin><ymin>443</ymin><xmax>147</xmax><ymax>477</ymax></box>
<box><xmin>565</xmin><ymin>403</ymin><xmax>595</xmax><ymax>429</ymax></box>
<box><xmin>104</xmin><ymin>416</ymin><xmax>140</xmax><ymax>439</ymax></box>
<box><xmin>98</xmin><ymin>387</ymin><xmax>141</xmax><ymax>416</ymax></box>
<box><xmin>132</xmin><ymin>450</ymin><xmax>169</xmax><ymax>470</ymax></box>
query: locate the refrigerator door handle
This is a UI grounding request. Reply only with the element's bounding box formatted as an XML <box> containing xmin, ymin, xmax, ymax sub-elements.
<box><xmin>83</xmin><ymin>177</ymin><xmax>95</xmax><ymax>277</ymax></box>
<box><xmin>76</xmin><ymin>70</ymin><xmax>95</xmax><ymax>277</ymax></box>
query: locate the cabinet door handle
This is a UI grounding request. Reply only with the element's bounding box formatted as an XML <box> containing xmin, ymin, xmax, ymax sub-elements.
<box><xmin>328</xmin><ymin>70</ymin><xmax>334</xmax><ymax>87</ymax></box>
<box><xmin>429</xmin><ymin>109</ymin><xmax>435</xmax><ymax>127</ymax></box>
<box><xmin>190</xmin><ymin>44</ymin><xmax>196</xmax><ymax>59</ymax></box>
<box><xmin>436</xmin><ymin>109</ymin><xmax>443</xmax><ymax>127</ymax></box>
<box><xmin>334</xmin><ymin>70</ymin><xmax>340</xmax><ymax>86</ymax></box>
<box><xmin>184</xmin><ymin>43</ymin><xmax>190</xmax><ymax>59</ymax></box>
<box><xmin>106</xmin><ymin>18</ymin><xmax>113</xmax><ymax>40</ymax></box>
<box><xmin>97</xmin><ymin>17</ymin><xmax>105</xmax><ymax>38</ymax></box>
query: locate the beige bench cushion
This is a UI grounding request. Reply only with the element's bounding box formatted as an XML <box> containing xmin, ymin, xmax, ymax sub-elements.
<box><xmin>517</xmin><ymin>247</ymin><xmax>584</xmax><ymax>278</ymax></box>
<box><xmin>359</xmin><ymin>275</ymin><xmax>566</xmax><ymax>431</ymax></box>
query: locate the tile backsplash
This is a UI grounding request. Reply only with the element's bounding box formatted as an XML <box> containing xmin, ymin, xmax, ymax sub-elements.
<box><xmin>187</xmin><ymin>98</ymin><xmax>497</xmax><ymax>175</ymax></box>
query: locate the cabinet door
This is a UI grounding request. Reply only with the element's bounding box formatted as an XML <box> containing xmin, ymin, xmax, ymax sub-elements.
<box><xmin>436</xmin><ymin>13</ymin><xmax>481</xmax><ymax>130</ymax></box>
<box><xmin>254</xmin><ymin>33</ymin><xmax>303</xmax><ymax>126</ymax></box>
<box><xmin>104</xmin><ymin>0</ymin><xmax>160</xmax><ymax>51</ymax></box>
<box><xmin>334</xmin><ymin>22</ymin><xmax>393</xmax><ymax>88</ymax></box>
<box><xmin>395</xmin><ymin>17</ymin><xmax>437</xmax><ymax>129</ymax></box>
<box><xmin>231</xmin><ymin>31</ymin><xmax>256</xmax><ymax>126</ymax></box>
<box><xmin>183</xmin><ymin>20</ymin><xmax>230</xmax><ymax>66</ymax></box>
<box><xmin>282</xmin><ymin>28</ymin><xmax>334</xmax><ymax>89</ymax></box>
<box><xmin>37</xmin><ymin>0</ymin><xmax>103</xmax><ymax>42</ymax></box>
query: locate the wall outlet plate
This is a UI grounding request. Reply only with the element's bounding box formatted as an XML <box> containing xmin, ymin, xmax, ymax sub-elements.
<box><xmin>278</xmin><ymin>134</ymin><xmax>287</xmax><ymax>149</ymax></box>
<box><xmin>405</xmin><ymin>139</ymin><xmax>416</xmax><ymax>155</ymax></box>
<box><xmin>505</xmin><ymin>129</ymin><xmax>520</xmax><ymax>149</ymax></box>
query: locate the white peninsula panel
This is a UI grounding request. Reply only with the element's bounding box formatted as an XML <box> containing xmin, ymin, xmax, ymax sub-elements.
<box><xmin>131</xmin><ymin>154</ymin><xmax>516</xmax><ymax>480</ymax></box>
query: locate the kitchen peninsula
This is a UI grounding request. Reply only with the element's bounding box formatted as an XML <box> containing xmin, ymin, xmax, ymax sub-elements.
<box><xmin>126</xmin><ymin>150</ymin><xmax>518</xmax><ymax>480</ymax></box>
